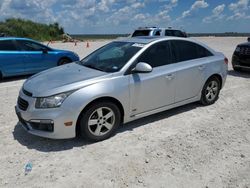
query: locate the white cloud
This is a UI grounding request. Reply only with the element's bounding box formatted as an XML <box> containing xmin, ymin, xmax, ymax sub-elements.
<box><xmin>227</xmin><ymin>0</ymin><xmax>250</xmax><ymax>20</ymax></box>
<box><xmin>203</xmin><ymin>4</ymin><xmax>225</xmax><ymax>23</ymax></box>
<box><xmin>227</xmin><ymin>12</ymin><xmax>250</xmax><ymax>20</ymax></box>
<box><xmin>179</xmin><ymin>0</ymin><xmax>209</xmax><ymax>19</ymax></box>
<box><xmin>229</xmin><ymin>0</ymin><xmax>249</xmax><ymax>12</ymax></box>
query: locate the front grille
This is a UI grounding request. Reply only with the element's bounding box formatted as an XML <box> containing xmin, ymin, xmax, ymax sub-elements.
<box><xmin>22</xmin><ymin>88</ymin><xmax>32</xmax><ymax>97</ymax></box>
<box><xmin>18</xmin><ymin>97</ymin><xmax>29</xmax><ymax>111</ymax></box>
<box><xmin>239</xmin><ymin>47</ymin><xmax>250</xmax><ymax>55</ymax></box>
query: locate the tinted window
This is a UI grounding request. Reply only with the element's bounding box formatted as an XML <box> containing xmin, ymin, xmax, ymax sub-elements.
<box><xmin>17</xmin><ymin>40</ymin><xmax>47</xmax><ymax>51</ymax></box>
<box><xmin>170</xmin><ymin>40</ymin><xmax>213</xmax><ymax>62</ymax></box>
<box><xmin>138</xmin><ymin>41</ymin><xmax>171</xmax><ymax>68</ymax></box>
<box><xmin>165</xmin><ymin>30</ymin><xmax>173</xmax><ymax>36</ymax></box>
<box><xmin>172</xmin><ymin>30</ymin><xmax>184</xmax><ymax>37</ymax></box>
<box><xmin>132</xmin><ymin>30</ymin><xmax>151</xmax><ymax>37</ymax></box>
<box><xmin>0</xmin><ymin>40</ymin><xmax>17</xmax><ymax>51</ymax></box>
<box><xmin>155</xmin><ymin>30</ymin><xmax>161</xmax><ymax>36</ymax></box>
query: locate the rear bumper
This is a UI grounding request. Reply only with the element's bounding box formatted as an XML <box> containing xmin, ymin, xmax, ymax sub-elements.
<box><xmin>232</xmin><ymin>54</ymin><xmax>250</xmax><ymax>70</ymax></box>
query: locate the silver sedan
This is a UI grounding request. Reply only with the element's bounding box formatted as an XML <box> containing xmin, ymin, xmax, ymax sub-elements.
<box><xmin>15</xmin><ymin>37</ymin><xmax>228</xmax><ymax>141</ymax></box>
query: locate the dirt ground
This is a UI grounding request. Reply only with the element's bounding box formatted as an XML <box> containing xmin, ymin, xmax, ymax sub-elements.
<box><xmin>0</xmin><ymin>37</ymin><xmax>250</xmax><ymax>188</ymax></box>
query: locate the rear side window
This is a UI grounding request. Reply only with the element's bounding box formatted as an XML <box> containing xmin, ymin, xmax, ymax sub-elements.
<box><xmin>132</xmin><ymin>30</ymin><xmax>151</xmax><ymax>37</ymax></box>
<box><xmin>138</xmin><ymin>41</ymin><xmax>171</xmax><ymax>68</ymax></box>
<box><xmin>172</xmin><ymin>30</ymin><xmax>184</xmax><ymax>37</ymax></box>
<box><xmin>165</xmin><ymin>30</ymin><xmax>173</xmax><ymax>36</ymax></box>
<box><xmin>170</xmin><ymin>40</ymin><xmax>213</xmax><ymax>62</ymax></box>
<box><xmin>0</xmin><ymin>40</ymin><xmax>17</xmax><ymax>51</ymax></box>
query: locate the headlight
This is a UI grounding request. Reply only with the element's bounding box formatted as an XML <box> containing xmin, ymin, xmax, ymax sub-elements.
<box><xmin>235</xmin><ymin>46</ymin><xmax>240</xmax><ymax>52</ymax></box>
<box><xmin>35</xmin><ymin>91</ymin><xmax>74</xmax><ymax>109</ymax></box>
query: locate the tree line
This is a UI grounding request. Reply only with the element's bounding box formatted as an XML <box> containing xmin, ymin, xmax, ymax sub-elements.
<box><xmin>0</xmin><ymin>18</ymin><xmax>65</xmax><ymax>41</ymax></box>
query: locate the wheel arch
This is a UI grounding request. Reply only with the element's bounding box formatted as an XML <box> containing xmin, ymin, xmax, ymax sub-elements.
<box><xmin>75</xmin><ymin>96</ymin><xmax>125</xmax><ymax>136</ymax></box>
<box><xmin>57</xmin><ymin>56</ymin><xmax>72</xmax><ymax>65</ymax></box>
<box><xmin>206</xmin><ymin>74</ymin><xmax>223</xmax><ymax>89</ymax></box>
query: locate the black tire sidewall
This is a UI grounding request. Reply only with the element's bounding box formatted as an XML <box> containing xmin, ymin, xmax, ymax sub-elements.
<box><xmin>79</xmin><ymin>102</ymin><xmax>121</xmax><ymax>142</ymax></box>
<box><xmin>201</xmin><ymin>77</ymin><xmax>221</xmax><ymax>105</ymax></box>
<box><xmin>58</xmin><ymin>58</ymin><xmax>71</xmax><ymax>65</ymax></box>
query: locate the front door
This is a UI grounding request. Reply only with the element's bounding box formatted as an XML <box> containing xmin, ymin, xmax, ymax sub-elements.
<box><xmin>129</xmin><ymin>41</ymin><xmax>175</xmax><ymax>116</ymax></box>
<box><xmin>16</xmin><ymin>40</ymin><xmax>54</xmax><ymax>73</ymax></box>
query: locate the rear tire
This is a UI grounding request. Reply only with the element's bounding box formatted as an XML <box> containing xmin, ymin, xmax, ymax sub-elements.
<box><xmin>200</xmin><ymin>76</ymin><xmax>221</xmax><ymax>105</ymax></box>
<box><xmin>79</xmin><ymin>101</ymin><xmax>121</xmax><ymax>142</ymax></box>
<box><xmin>58</xmin><ymin>58</ymin><xmax>71</xmax><ymax>66</ymax></box>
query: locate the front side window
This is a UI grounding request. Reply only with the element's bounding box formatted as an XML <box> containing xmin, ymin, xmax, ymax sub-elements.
<box><xmin>171</xmin><ymin>40</ymin><xmax>213</xmax><ymax>63</ymax></box>
<box><xmin>80</xmin><ymin>42</ymin><xmax>142</xmax><ymax>72</ymax></box>
<box><xmin>154</xmin><ymin>30</ymin><xmax>161</xmax><ymax>36</ymax></box>
<box><xmin>0</xmin><ymin>40</ymin><xmax>17</xmax><ymax>51</ymax></box>
<box><xmin>17</xmin><ymin>40</ymin><xmax>48</xmax><ymax>51</ymax></box>
<box><xmin>137</xmin><ymin>41</ymin><xmax>171</xmax><ymax>68</ymax></box>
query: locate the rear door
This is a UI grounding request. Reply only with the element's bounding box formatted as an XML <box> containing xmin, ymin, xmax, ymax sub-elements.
<box><xmin>0</xmin><ymin>40</ymin><xmax>25</xmax><ymax>76</ymax></box>
<box><xmin>16</xmin><ymin>40</ymin><xmax>56</xmax><ymax>73</ymax></box>
<box><xmin>170</xmin><ymin>40</ymin><xmax>213</xmax><ymax>102</ymax></box>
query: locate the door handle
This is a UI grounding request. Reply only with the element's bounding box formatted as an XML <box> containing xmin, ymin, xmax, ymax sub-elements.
<box><xmin>165</xmin><ymin>74</ymin><xmax>174</xmax><ymax>80</ymax></box>
<box><xmin>198</xmin><ymin>65</ymin><xmax>205</xmax><ymax>70</ymax></box>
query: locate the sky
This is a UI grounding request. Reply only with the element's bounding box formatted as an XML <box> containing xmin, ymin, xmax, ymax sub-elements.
<box><xmin>0</xmin><ymin>0</ymin><xmax>250</xmax><ymax>34</ymax></box>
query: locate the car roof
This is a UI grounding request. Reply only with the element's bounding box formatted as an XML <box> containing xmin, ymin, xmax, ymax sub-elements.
<box><xmin>135</xmin><ymin>27</ymin><xmax>183</xmax><ymax>31</ymax></box>
<box><xmin>0</xmin><ymin>37</ymin><xmax>36</xmax><ymax>41</ymax></box>
<box><xmin>117</xmin><ymin>36</ymin><xmax>216</xmax><ymax>54</ymax></box>
<box><xmin>117</xmin><ymin>36</ymin><xmax>190</xmax><ymax>44</ymax></box>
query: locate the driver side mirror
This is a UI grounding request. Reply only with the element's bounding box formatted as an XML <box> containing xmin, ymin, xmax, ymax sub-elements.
<box><xmin>248</xmin><ymin>37</ymin><xmax>250</xmax><ymax>42</ymax></box>
<box><xmin>132</xmin><ymin>62</ymin><xmax>153</xmax><ymax>73</ymax></box>
<box><xmin>42</xmin><ymin>48</ymin><xmax>48</xmax><ymax>54</ymax></box>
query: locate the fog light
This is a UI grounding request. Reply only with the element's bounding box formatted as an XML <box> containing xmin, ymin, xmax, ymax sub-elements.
<box><xmin>29</xmin><ymin>119</ymin><xmax>54</xmax><ymax>132</ymax></box>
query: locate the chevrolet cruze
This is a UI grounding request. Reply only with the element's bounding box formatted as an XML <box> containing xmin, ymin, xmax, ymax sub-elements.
<box><xmin>0</xmin><ymin>37</ymin><xmax>79</xmax><ymax>79</ymax></box>
<box><xmin>15</xmin><ymin>37</ymin><xmax>228</xmax><ymax>141</ymax></box>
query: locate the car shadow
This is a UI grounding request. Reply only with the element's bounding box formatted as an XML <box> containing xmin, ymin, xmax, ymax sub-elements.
<box><xmin>0</xmin><ymin>75</ymin><xmax>31</xmax><ymax>83</ymax></box>
<box><xmin>228</xmin><ymin>70</ymin><xmax>250</xmax><ymax>78</ymax></box>
<box><xmin>13</xmin><ymin>102</ymin><xmax>201</xmax><ymax>152</ymax></box>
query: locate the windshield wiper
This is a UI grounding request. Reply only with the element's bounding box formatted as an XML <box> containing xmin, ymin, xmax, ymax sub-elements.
<box><xmin>83</xmin><ymin>64</ymin><xmax>104</xmax><ymax>72</ymax></box>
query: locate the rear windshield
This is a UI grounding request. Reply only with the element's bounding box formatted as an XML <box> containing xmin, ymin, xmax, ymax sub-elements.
<box><xmin>132</xmin><ymin>30</ymin><xmax>151</xmax><ymax>37</ymax></box>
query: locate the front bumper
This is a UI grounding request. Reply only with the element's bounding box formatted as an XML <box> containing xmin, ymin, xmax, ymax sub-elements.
<box><xmin>15</xmin><ymin>90</ymin><xmax>77</xmax><ymax>139</ymax></box>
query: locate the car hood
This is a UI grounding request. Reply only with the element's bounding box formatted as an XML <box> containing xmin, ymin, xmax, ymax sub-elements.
<box><xmin>23</xmin><ymin>63</ymin><xmax>111</xmax><ymax>97</ymax></box>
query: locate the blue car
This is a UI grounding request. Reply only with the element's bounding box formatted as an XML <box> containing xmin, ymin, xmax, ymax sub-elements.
<box><xmin>0</xmin><ymin>37</ymin><xmax>80</xmax><ymax>79</ymax></box>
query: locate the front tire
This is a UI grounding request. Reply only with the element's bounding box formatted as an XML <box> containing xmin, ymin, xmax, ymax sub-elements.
<box><xmin>200</xmin><ymin>77</ymin><xmax>221</xmax><ymax>105</ymax></box>
<box><xmin>79</xmin><ymin>102</ymin><xmax>121</xmax><ymax>142</ymax></box>
<box><xmin>58</xmin><ymin>58</ymin><xmax>71</xmax><ymax>66</ymax></box>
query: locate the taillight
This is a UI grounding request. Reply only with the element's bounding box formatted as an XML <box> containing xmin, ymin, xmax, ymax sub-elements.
<box><xmin>224</xmin><ymin>57</ymin><xmax>228</xmax><ymax>65</ymax></box>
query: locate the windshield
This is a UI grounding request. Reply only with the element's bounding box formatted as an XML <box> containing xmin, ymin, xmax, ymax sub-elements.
<box><xmin>80</xmin><ymin>42</ymin><xmax>142</xmax><ymax>73</ymax></box>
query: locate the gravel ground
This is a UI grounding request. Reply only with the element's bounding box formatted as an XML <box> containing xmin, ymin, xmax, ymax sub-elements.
<box><xmin>0</xmin><ymin>37</ymin><xmax>249</xmax><ymax>188</ymax></box>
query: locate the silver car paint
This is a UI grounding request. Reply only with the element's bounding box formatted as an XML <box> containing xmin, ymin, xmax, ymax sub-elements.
<box><xmin>16</xmin><ymin>37</ymin><xmax>228</xmax><ymax>139</ymax></box>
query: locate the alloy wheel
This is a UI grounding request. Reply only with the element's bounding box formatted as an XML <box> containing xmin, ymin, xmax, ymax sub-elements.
<box><xmin>87</xmin><ymin>107</ymin><xmax>115</xmax><ymax>136</ymax></box>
